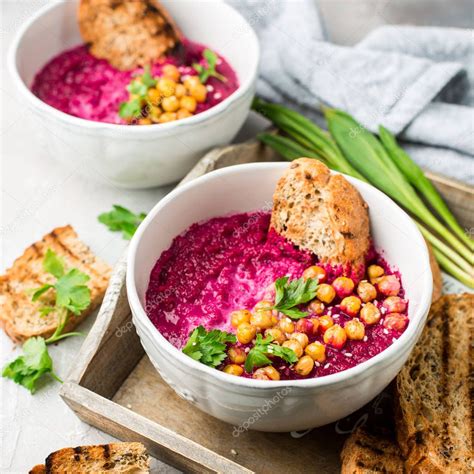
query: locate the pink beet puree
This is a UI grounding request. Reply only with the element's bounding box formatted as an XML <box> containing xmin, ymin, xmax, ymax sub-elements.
<box><xmin>31</xmin><ymin>40</ymin><xmax>239</xmax><ymax>124</ymax></box>
<box><xmin>146</xmin><ymin>212</ymin><xmax>408</xmax><ymax>379</ymax></box>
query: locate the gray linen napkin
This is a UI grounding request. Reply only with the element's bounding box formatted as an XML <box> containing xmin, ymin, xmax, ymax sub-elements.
<box><xmin>227</xmin><ymin>0</ymin><xmax>474</xmax><ymax>183</ymax></box>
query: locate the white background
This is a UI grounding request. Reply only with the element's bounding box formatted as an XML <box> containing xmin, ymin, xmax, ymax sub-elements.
<box><xmin>1</xmin><ymin>1</ymin><xmax>471</xmax><ymax>472</ymax></box>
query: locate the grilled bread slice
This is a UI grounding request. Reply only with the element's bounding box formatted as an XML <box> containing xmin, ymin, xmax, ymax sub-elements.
<box><xmin>78</xmin><ymin>0</ymin><xmax>182</xmax><ymax>70</ymax></box>
<box><xmin>395</xmin><ymin>293</ymin><xmax>473</xmax><ymax>472</ymax></box>
<box><xmin>0</xmin><ymin>225</ymin><xmax>111</xmax><ymax>343</ymax></box>
<box><xmin>340</xmin><ymin>427</ymin><xmax>405</xmax><ymax>473</ymax></box>
<box><xmin>271</xmin><ymin>158</ymin><xmax>370</xmax><ymax>270</ymax></box>
<box><xmin>29</xmin><ymin>442</ymin><xmax>149</xmax><ymax>473</ymax></box>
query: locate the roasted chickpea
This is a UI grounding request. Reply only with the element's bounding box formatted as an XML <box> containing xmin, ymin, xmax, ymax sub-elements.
<box><xmin>175</xmin><ymin>83</ymin><xmax>187</xmax><ymax>98</ymax></box>
<box><xmin>279</xmin><ymin>317</ymin><xmax>295</xmax><ymax>334</ymax></box>
<box><xmin>357</xmin><ymin>281</ymin><xmax>377</xmax><ymax>302</ymax></box>
<box><xmin>253</xmin><ymin>366</ymin><xmax>280</xmax><ymax>380</ymax></box>
<box><xmin>308</xmin><ymin>300</ymin><xmax>325</xmax><ymax>315</ymax></box>
<box><xmin>183</xmin><ymin>75</ymin><xmax>201</xmax><ymax>90</ymax></box>
<box><xmin>305</xmin><ymin>341</ymin><xmax>326</xmax><ymax>362</ymax></box>
<box><xmin>323</xmin><ymin>324</ymin><xmax>347</xmax><ymax>349</ymax></box>
<box><xmin>360</xmin><ymin>302</ymin><xmax>381</xmax><ymax>325</ymax></box>
<box><xmin>382</xmin><ymin>296</ymin><xmax>407</xmax><ymax>313</ymax></box>
<box><xmin>230</xmin><ymin>310</ymin><xmax>251</xmax><ymax>328</ymax></box>
<box><xmin>251</xmin><ymin>311</ymin><xmax>274</xmax><ymax>330</ymax></box>
<box><xmin>282</xmin><ymin>339</ymin><xmax>303</xmax><ymax>358</ymax></box>
<box><xmin>149</xmin><ymin>105</ymin><xmax>162</xmax><ymax>123</ymax></box>
<box><xmin>309</xmin><ymin>318</ymin><xmax>320</xmax><ymax>335</ymax></box>
<box><xmin>161</xmin><ymin>95</ymin><xmax>180</xmax><ymax>112</ymax></box>
<box><xmin>265</xmin><ymin>328</ymin><xmax>286</xmax><ymax>345</ymax></box>
<box><xmin>177</xmin><ymin>108</ymin><xmax>193</xmax><ymax>120</ymax></box>
<box><xmin>296</xmin><ymin>318</ymin><xmax>314</xmax><ymax>335</ymax></box>
<box><xmin>302</xmin><ymin>265</ymin><xmax>326</xmax><ymax>282</ymax></box>
<box><xmin>340</xmin><ymin>296</ymin><xmax>362</xmax><ymax>317</ymax></box>
<box><xmin>316</xmin><ymin>284</ymin><xmax>336</xmax><ymax>304</ymax></box>
<box><xmin>290</xmin><ymin>332</ymin><xmax>309</xmax><ymax>349</ymax></box>
<box><xmin>251</xmin><ymin>308</ymin><xmax>274</xmax><ymax>330</ymax></box>
<box><xmin>157</xmin><ymin>78</ymin><xmax>176</xmax><ymax>97</ymax></box>
<box><xmin>158</xmin><ymin>112</ymin><xmax>177</xmax><ymax>123</ymax></box>
<box><xmin>368</xmin><ymin>264</ymin><xmax>384</xmax><ymax>282</ymax></box>
<box><xmin>236</xmin><ymin>322</ymin><xmax>256</xmax><ymax>344</ymax></box>
<box><xmin>180</xmin><ymin>95</ymin><xmax>198</xmax><ymax>113</ymax></box>
<box><xmin>383</xmin><ymin>313</ymin><xmax>408</xmax><ymax>331</ymax></box>
<box><xmin>138</xmin><ymin>117</ymin><xmax>152</xmax><ymax>125</ymax></box>
<box><xmin>254</xmin><ymin>300</ymin><xmax>273</xmax><ymax>311</ymax></box>
<box><xmin>344</xmin><ymin>319</ymin><xmax>365</xmax><ymax>340</ymax></box>
<box><xmin>189</xmin><ymin>83</ymin><xmax>207</xmax><ymax>103</ymax></box>
<box><xmin>295</xmin><ymin>355</ymin><xmax>314</xmax><ymax>376</ymax></box>
<box><xmin>332</xmin><ymin>277</ymin><xmax>355</xmax><ymax>298</ymax></box>
<box><xmin>318</xmin><ymin>315</ymin><xmax>334</xmax><ymax>333</ymax></box>
<box><xmin>228</xmin><ymin>346</ymin><xmax>246</xmax><ymax>364</ymax></box>
<box><xmin>223</xmin><ymin>364</ymin><xmax>243</xmax><ymax>376</ymax></box>
<box><xmin>377</xmin><ymin>275</ymin><xmax>401</xmax><ymax>296</ymax></box>
<box><xmin>162</xmin><ymin>64</ymin><xmax>180</xmax><ymax>82</ymax></box>
<box><xmin>147</xmin><ymin>87</ymin><xmax>162</xmax><ymax>105</ymax></box>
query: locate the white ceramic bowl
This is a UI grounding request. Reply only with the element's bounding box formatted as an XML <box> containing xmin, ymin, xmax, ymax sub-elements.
<box><xmin>127</xmin><ymin>162</ymin><xmax>433</xmax><ymax>432</ymax></box>
<box><xmin>9</xmin><ymin>0</ymin><xmax>259</xmax><ymax>189</ymax></box>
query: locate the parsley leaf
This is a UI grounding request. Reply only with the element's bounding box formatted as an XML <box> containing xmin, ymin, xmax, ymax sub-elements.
<box><xmin>141</xmin><ymin>65</ymin><xmax>157</xmax><ymax>88</ymax></box>
<box><xmin>54</xmin><ymin>269</ymin><xmax>91</xmax><ymax>315</ymax></box>
<box><xmin>118</xmin><ymin>98</ymin><xmax>143</xmax><ymax>119</ymax></box>
<box><xmin>3</xmin><ymin>250</ymin><xmax>90</xmax><ymax>393</ymax></box>
<box><xmin>193</xmin><ymin>48</ymin><xmax>227</xmax><ymax>84</ymax></box>
<box><xmin>98</xmin><ymin>205</ymin><xmax>146</xmax><ymax>240</ymax></box>
<box><xmin>32</xmin><ymin>252</ymin><xmax>91</xmax><ymax>317</ymax></box>
<box><xmin>2</xmin><ymin>337</ymin><xmax>60</xmax><ymax>393</ymax></box>
<box><xmin>119</xmin><ymin>65</ymin><xmax>156</xmax><ymax>119</ymax></box>
<box><xmin>43</xmin><ymin>248</ymin><xmax>65</xmax><ymax>278</ymax></box>
<box><xmin>273</xmin><ymin>276</ymin><xmax>319</xmax><ymax>319</ymax></box>
<box><xmin>183</xmin><ymin>325</ymin><xmax>236</xmax><ymax>368</ymax></box>
<box><xmin>244</xmin><ymin>334</ymin><xmax>298</xmax><ymax>373</ymax></box>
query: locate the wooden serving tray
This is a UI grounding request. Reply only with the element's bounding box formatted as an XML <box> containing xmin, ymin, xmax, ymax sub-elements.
<box><xmin>60</xmin><ymin>140</ymin><xmax>474</xmax><ymax>473</ymax></box>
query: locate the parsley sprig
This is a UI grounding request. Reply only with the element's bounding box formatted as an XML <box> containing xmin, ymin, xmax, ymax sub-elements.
<box><xmin>182</xmin><ymin>325</ymin><xmax>236</xmax><ymax>368</ymax></box>
<box><xmin>2</xmin><ymin>249</ymin><xmax>91</xmax><ymax>393</ymax></box>
<box><xmin>98</xmin><ymin>205</ymin><xmax>146</xmax><ymax>240</ymax></box>
<box><xmin>119</xmin><ymin>65</ymin><xmax>157</xmax><ymax>119</ymax></box>
<box><xmin>245</xmin><ymin>334</ymin><xmax>298</xmax><ymax>373</ymax></box>
<box><xmin>193</xmin><ymin>49</ymin><xmax>227</xmax><ymax>84</ymax></box>
<box><xmin>273</xmin><ymin>276</ymin><xmax>319</xmax><ymax>319</ymax></box>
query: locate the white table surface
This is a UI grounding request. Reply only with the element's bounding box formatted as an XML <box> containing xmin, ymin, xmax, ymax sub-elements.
<box><xmin>1</xmin><ymin>1</ymin><xmax>471</xmax><ymax>472</ymax></box>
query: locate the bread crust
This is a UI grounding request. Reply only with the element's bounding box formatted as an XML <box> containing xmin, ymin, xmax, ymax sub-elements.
<box><xmin>78</xmin><ymin>0</ymin><xmax>182</xmax><ymax>70</ymax></box>
<box><xmin>30</xmin><ymin>442</ymin><xmax>149</xmax><ymax>473</ymax></box>
<box><xmin>395</xmin><ymin>294</ymin><xmax>473</xmax><ymax>473</ymax></box>
<box><xmin>340</xmin><ymin>427</ymin><xmax>405</xmax><ymax>473</ymax></box>
<box><xmin>0</xmin><ymin>225</ymin><xmax>111</xmax><ymax>343</ymax></box>
<box><xmin>271</xmin><ymin>158</ymin><xmax>370</xmax><ymax>270</ymax></box>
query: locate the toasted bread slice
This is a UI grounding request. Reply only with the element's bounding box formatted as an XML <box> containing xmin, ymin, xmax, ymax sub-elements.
<box><xmin>0</xmin><ymin>225</ymin><xmax>111</xmax><ymax>343</ymax></box>
<box><xmin>271</xmin><ymin>158</ymin><xmax>370</xmax><ymax>270</ymax></box>
<box><xmin>395</xmin><ymin>293</ymin><xmax>473</xmax><ymax>472</ymax></box>
<box><xmin>29</xmin><ymin>442</ymin><xmax>149</xmax><ymax>473</ymax></box>
<box><xmin>341</xmin><ymin>427</ymin><xmax>405</xmax><ymax>473</ymax></box>
<box><xmin>29</xmin><ymin>466</ymin><xmax>46</xmax><ymax>474</ymax></box>
<box><xmin>78</xmin><ymin>0</ymin><xmax>182</xmax><ymax>70</ymax></box>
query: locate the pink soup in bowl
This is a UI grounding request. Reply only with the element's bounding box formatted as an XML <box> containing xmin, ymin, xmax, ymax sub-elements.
<box><xmin>127</xmin><ymin>162</ymin><xmax>433</xmax><ymax>432</ymax></box>
<box><xmin>10</xmin><ymin>0</ymin><xmax>259</xmax><ymax>188</ymax></box>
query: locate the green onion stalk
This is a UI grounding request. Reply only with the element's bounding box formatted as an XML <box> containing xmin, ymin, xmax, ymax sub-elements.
<box><xmin>252</xmin><ymin>98</ymin><xmax>473</xmax><ymax>288</ymax></box>
<box><xmin>378</xmin><ymin>126</ymin><xmax>473</xmax><ymax>251</ymax></box>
